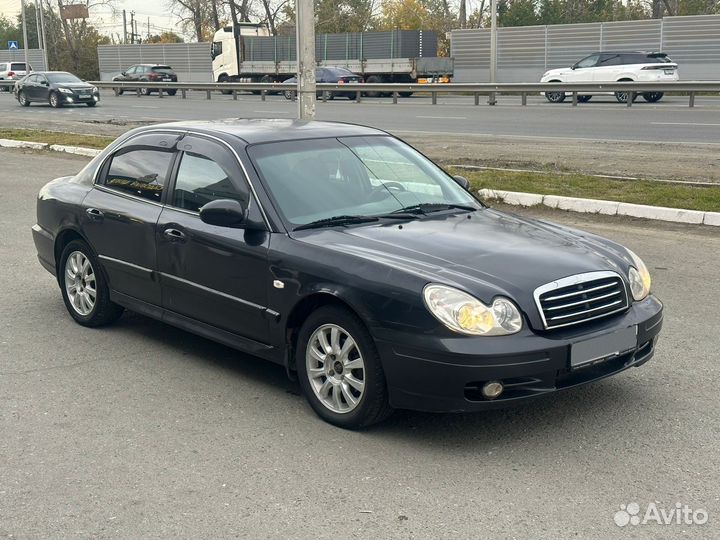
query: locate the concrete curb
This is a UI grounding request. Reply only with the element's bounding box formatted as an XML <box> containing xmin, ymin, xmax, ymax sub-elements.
<box><xmin>0</xmin><ymin>138</ymin><xmax>102</xmax><ymax>157</ymax></box>
<box><xmin>48</xmin><ymin>144</ymin><xmax>101</xmax><ymax>157</ymax></box>
<box><xmin>478</xmin><ymin>188</ymin><xmax>720</xmax><ymax>227</ymax></box>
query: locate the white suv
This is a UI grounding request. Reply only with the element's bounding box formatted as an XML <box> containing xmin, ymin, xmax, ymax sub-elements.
<box><xmin>540</xmin><ymin>51</ymin><xmax>678</xmax><ymax>104</ymax></box>
<box><xmin>0</xmin><ymin>62</ymin><xmax>32</xmax><ymax>91</ymax></box>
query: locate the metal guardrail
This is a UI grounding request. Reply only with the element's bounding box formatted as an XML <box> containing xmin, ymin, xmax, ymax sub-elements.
<box><xmin>2</xmin><ymin>79</ymin><xmax>720</xmax><ymax>107</ymax></box>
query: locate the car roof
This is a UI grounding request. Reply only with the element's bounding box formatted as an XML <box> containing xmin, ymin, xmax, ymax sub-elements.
<box><xmin>590</xmin><ymin>51</ymin><xmax>667</xmax><ymax>55</ymax></box>
<box><xmin>132</xmin><ymin>63</ymin><xmax>172</xmax><ymax>67</ymax></box>
<box><xmin>145</xmin><ymin>119</ymin><xmax>388</xmax><ymax>145</ymax></box>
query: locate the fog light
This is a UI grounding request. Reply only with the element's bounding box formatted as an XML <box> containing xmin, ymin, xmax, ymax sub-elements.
<box><xmin>482</xmin><ymin>381</ymin><xmax>504</xmax><ymax>399</ymax></box>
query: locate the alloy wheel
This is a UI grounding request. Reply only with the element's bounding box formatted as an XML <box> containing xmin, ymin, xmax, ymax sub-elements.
<box><xmin>64</xmin><ymin>250</ymin><xmax>96</xmax><ymax>316</ymax></box>
<box><xmin>305</xmin><ymin>323</ymin><xmax>366</xmax><ymax>414</ymax></box>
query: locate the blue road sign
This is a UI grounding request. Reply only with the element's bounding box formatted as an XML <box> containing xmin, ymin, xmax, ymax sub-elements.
<box><xmin>8</xmin><ymin>41</ymin><xmax>19</xmax><ymax>50</ymax></box>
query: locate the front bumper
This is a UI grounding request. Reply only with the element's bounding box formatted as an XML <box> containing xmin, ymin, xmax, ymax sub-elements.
<box><xmin>374</xmin><ymin>296</ymin><xmax>663</xmax><ymax>412</ymax></box>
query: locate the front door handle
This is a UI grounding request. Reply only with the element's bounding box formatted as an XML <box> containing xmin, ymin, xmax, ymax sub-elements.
<box><xmin>163</xmin><ymin>228</ymin><xmax>186</xmax><ymax>242</ymax></box>
<box><xmin>85</xmin><ymin>207</ymin><xmax>104</xmax><ymax>221</ymax></box>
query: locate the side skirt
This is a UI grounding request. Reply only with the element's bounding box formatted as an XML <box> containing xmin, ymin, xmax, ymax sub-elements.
<box><xmin>109</xmin><ymin>290</ymin><xmax>283</xmax><ymax>365</ymax></box>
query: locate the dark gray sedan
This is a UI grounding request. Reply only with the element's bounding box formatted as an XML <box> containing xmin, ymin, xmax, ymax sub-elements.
<box><xmin>15</xmin><ymin>71</ymin><xmax>99</xmax><ymax>108</ymax></box>
<box><xmin>32</xmin><ymin>119</ymin><xmax>663</xmax><ymax>428</ymax></box>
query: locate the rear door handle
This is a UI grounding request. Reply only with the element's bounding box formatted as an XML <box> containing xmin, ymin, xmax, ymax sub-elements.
<box><xmin>85</xmin><ymin>207</ymin><xmax>104</xmax><ymax>221</ymax></box>
<box><xmin>163</xmin><ymin>228</ymin><xmax>186</xmax><ymax>242</ymax></box>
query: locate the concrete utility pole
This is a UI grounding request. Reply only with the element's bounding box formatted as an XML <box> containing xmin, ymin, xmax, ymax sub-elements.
<box><xmin>130</xmin><ymin>11</ymin><xmax>135</xmax><ymax>43</ymax></box>
<box><xmin>20</xmin><ymin>0</ymin><xmax>30</xmax><ymax>70</ymax></box>
<box><xmin>37</xmin><ymin>0</ymin><xmax>48</xmax><ymax>69</ymax></box>
<box><xmin>295</xmin><ymin>0</ymin><xmax>316</xmax><ymax>120</ymax></box>
<box><xmin>123</xmin><ymin>9</ymin><xmax>127</xmax><ymax>44</ymax></box>
<box><xmin>488</xmin><ymin>0</ymin><xmax>497</xmax><ymax>104</ymax></box>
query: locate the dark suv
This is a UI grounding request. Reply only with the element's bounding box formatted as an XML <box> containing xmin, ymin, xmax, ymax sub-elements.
<box><xmin>113</xmin><ymin>64</ymin><xmax>178</xmax><ymax>96</ymax></box>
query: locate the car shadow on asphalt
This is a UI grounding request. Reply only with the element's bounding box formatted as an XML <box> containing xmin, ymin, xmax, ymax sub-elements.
<box><xmin>109</xmin><ymin>310</ymin><xmax>650</xmax><ymax>447</ymax></box>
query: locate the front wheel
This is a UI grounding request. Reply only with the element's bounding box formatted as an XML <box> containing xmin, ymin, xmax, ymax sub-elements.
<box><xmin>86</xmin><ymin>101</ymin><xmax>97</xmax><ymax>107</ymax></box>
<box><xmin>59</xmin><ymin>240</ymin><xmax>124</xmax><ymax>327</ymax></box>
<box><xmin>296</xmin><ymin>306</ymin><xmax>392</xmax><ymax>429</ymax></box>
<box><xmin>18</xmin><ymin>90</ymin><xmax>30</xmax><ymax>106</ymax></box>
<box><xmin>139</xmin><ymin>86</ymin><xmax>151</xmax><ymax>96</ymax></box>
<box><xmin>578</xmin><ymin>95</ymin><xmax>592</xmax><ymax>103</ymax></box>
<box><xmin>284</xmin><ymin>89</ymin><xmax>296</xmax><ymax>100</ymax></box>
<box><xmin>49</xmin><ymin>91</ymin><xmax>62</xmax><ymax>108</ymax></box>
<box><xmin>643</xmin><ymin>92</ymin><xmax>664</xmax><ymax>103</ymax></box>
<box><xmin>166</xmin><ymin>89</ymin><xmax>177</xmax><ymax>96</ymax></box>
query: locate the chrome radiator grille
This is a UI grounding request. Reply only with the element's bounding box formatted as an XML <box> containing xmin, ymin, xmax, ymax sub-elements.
<box><xmin>534</xmin><ymin>271</ymin><xmax>629</xmax><ymax>330</ymax></box>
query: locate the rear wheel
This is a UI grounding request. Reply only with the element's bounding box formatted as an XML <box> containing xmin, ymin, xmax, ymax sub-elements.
<box><xmin>86</xmin><ymin>101</ymin><xmax>97</xmax><ymax>107</ymax></box>
<box><xmin>59</xmin><ymin>240</ymin><xmax>124</xmax><ymax>327</ymax></box>
<box><xmin>115</xmin><ymin>87</ymin><xmax>124</xmax><ymax>96</ymax></box>
<box><xmin>578</xmin><ymin>95</ymin><xmax>592</xmax><ymax>103</ymax></box>
<box><xmin>545</xmin><ymin>81</ymin><xmax>565</xmax><ymax>103</ymax></box>
<box><xmin>139</xmin><ymin>86</ymin><xmax>151</xmax><ymax>96</ymax></box>
<box><xmin>364</xmin><ymin>75</ymin><xmax>384</xmax><ymax>98</ymax></box>
<box><xmin>643</xmin><ymin>92</ymin><xmax>664</xmax><ymax>103</ymax></box>
<box><xmin>166</xmin><ymin>89</ymin><xmax>177</xmax><ymax>96</ymax></box>
<box><xmin>296</xmin><ymin>306</ymin><xmax>392</xmax><ymax>429</ymax></box>
<box><xmin>49</xmin><ymin>91</ymin><xmax>62</xmax><ymax>108</ymax></box>
<box><xmin>284</xmin><ymin>89</ymin><xmax>296</xmax><ymax>100</ymax></box>
<box><xmin>399</xmin><ymin>91</ymin><xmax>413</xmax><ymax>97</ymax></box>
<box><xmin>18</xmin><ymin>90</ymin><xmax>30</xmax><ymax>106</ymax></box>
<box><xmin>614</xmin><ymin>80</ymin><xmax>637</xmax><ymax>103</ymax></box>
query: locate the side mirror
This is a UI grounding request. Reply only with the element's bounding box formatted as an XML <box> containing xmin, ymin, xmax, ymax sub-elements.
<box><xmin>199</xmin><ymin>199</ymin><xmax>247</xmax><ymax>227</ymax></box>
<box><xmin>453</xmin><ymin>175</ymin><xmax>470</xmax><ymax>190</ymax></box>
<box><xmin>571</xmin><ymin>64</ymin><xmax>577</xmax><ymax>70</ymax></box>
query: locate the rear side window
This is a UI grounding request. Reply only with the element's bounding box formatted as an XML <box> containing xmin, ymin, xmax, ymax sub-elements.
<box><xmin>10</xmin><ymin>63</ymin><xmax>28</xmax><ymax>71</ymax></box>
<box><xmin>621</xmin><ymin>54</ymin><xmax>651</xmax><ymax>65</ymax></box>
<box><xmin>598</xmin><ymin>54</ymin><xmax>622</xmax><ymax>66</ymax></box>
<box><xmin>151</xmin><ymin>65</ymin><xmax>173</xmax><ymax>72</ymax></box>
<box><xmin>104</xmin><ymin>149</ymin><xmax>174</xmax><ymax>202</ymax></box>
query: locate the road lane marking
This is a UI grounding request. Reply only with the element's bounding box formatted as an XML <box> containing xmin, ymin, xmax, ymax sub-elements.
<box><xmin>416</xmin><ymin>115</ymin><xmax>467</xmax><ymax>119</ymax></box>
<box><xmin>131</xmin><ymin>105</ymin><xmax>160</xmax><ymax>109</ymax></box>
<box><xmin>254</xmin><ymin>110</ymin><xmax>290</xmax><ymax>114</ymax></box>
<box><xmin>651</xmin><ymin>122</ymin><xmax>720</xmax><ymax>127</ymax></box>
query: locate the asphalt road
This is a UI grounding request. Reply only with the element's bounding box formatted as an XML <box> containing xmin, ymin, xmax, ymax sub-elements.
<box><xmin>2</xmin><ymin>90</ymin><xmax>720</xmax><ymax>145</ymax></box>
<box><xmin>1</xmin><ymin>149</ymin><xmax>719</xmax><ymax>539</ymax></box>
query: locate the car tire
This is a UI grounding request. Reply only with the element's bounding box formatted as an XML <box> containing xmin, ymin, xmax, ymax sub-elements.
<box><xmin>86</xmin><ymin>101</ymin><xmax>97</xmax><ymax>107</ymax></box>
<box><xmin>614</xmin><ymin>80</ymin><xmax>638</xmax><ymax>103</ymax></box>
<box><xmin>139</xmin><ymin>86</ymin><xmax>151</xmax><ymax>96</ymax></box>
<box><xmin>18</xmin><ymin>90</ymin><xmax>30</xmax><ymax>106</ymax></box>
<box><xmin>284</xmin><ymin>89</ymin><xmax>296</xmax><ymax>101</ymax></box>
<box><xmin>399</xmin><ymin>91</ymin><xmax>413</xmax><ymax>97</ymax></box>
<box><xmin>166</xmin><ymin>89</ymin><xmax>177</xmax><ymax>96</ymax></box>
<box><xmin>115</xmin><ymin>88</ymin><xmax>124</xmax><ymax>96</ymax></box>
<box><xmin>545</xmin><ymin>81</ymin><xmax>566</xmax><ymax>103</ymax></box>
<box><xmin>643</xmin><ymin>92</ymin><xmax>664</xmax><ymax>103</ymax></box>
<box><xmin>218</xmin><ymin>74</ymin><xmax>233</xmax><ymax>95</ymax></box>
<box><xmin>49</xmin><ymin>91</ymin><xmax>62</xmax><ymax>108</ymax></box>
<box><xmin>58</xmin><ymin>239</ymin><xmax>124</xmax><ymax>327</ymax></box>
<box><xmin>364</xmin><ymin>75</ymin><xmax>384</xmax><ymax>98</ymax></box>
<box><xmin>578</xmin><ymin>95</ymin><xmax>592</xmax><ymax>103</ymax></box>
<box><xmin>296</xmin><ymin>305</ymin><xmax>393</xmax><ymax>429</ymax></box>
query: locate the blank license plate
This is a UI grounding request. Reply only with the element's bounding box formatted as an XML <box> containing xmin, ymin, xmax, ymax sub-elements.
<box><xmin>571</xmin><ymin>326</ymin><xmax>637</xmax><ymax>369</ymax></box>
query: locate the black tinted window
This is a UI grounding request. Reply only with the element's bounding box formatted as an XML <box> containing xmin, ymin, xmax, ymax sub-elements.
<box><xmin>173</xmin><ymin>153</ymin><xmax>245</xmax><ymax>212</ymax></box>
<box><xmin>621</xmin><ymin>54</ymin><xmax>650</xmax><ymax>65</ymax></box>
<box><xmin>598</xmin><ymin>54</ymin><xmax>622</xmax><ymax>66</ymax></box>
<box><xmin>105</xmin><ymin>149</ymin><xmax>174</xmax><ymax>202</ymax></box>
<box><xmin>10</xmin><ymin>63</ymin><xmax>28</xmax><ymax>71</ymax></box>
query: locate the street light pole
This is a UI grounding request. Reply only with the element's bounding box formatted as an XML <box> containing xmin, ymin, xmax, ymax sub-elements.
<box><xmin>488</xmin><ymin>0</ymin><xmax>497</xmax><ymax>104</ymax></box>
<box><xmin>20</xmin><ymin>0</ymin><xmax>30</xmax><ymax>70</ymax></box>
<box><xmin>36</xmin><ymin>0</ymin><xmax>49</xmax><ymax>69</ymax></box>
<box><xmin>295</xmin><ymin>0</ymin><xmax>316</xmax><ymax>120</ymax></box>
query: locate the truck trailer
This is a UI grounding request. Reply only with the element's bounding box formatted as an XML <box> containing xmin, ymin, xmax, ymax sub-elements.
<box><xmin>211</xmin><ymin>25</ymin><xmax>453</xmax><ymax>96</ymax></box>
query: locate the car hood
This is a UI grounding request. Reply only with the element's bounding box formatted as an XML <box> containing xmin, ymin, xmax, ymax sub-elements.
<box><xmin>292</xmin><ymin>208</ymin><xmax>631</xmax><ymax>304</ymax></box>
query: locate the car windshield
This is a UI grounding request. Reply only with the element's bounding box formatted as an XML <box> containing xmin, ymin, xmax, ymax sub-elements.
<box><xmin>47</xmin><ymin>72</ymin><xmax>82</xmax><ymax>84</ymax></box>
<box><xmin>249</xmin><ymin>135</ymin><xmax>478</xmax><ymax>227</ymax></box>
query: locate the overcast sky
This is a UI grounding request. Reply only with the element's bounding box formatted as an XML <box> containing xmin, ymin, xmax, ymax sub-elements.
<box><xmin>0</xmin><ymin>0</ymin><xmax>186</xmax><ymax>41</ymax></box>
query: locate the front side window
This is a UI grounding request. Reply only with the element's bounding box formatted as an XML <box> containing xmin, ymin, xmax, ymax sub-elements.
<box><xmin>598</xmin><ymin>54</ymin><xmax>622</xmax><ymax>66</ymax></box>
<box><xmin>575</xmin><ymin>54</ymin><xmax>600</xmax><ymax>68</ymax></box>
<box><xmin>173</xmin><ymin>152</ymin><xmax>245</xmax><ymax>212</ymax></box>
<box><xmin>249</xmin><ymin>136</ymin><xmax>477</xmax><ymax>226</ymax></box>
<box><xmin>104</xmin><ymin>148</ymin><xmax>174</xmax><ymax>202</ymax></box>
<box><xmin>211</xmin><ymin>42</ymin><xmax>222</xmax><ymax>59</ymax></box>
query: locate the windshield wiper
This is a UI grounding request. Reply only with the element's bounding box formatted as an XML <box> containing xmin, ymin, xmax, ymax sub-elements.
<box><xmin>388</xmin><ymin>203</ymin><xmax>478</xmax><ymax>215</ymax></box>
<box><xmin>293</xmin><ymin>215</ymin><xmax>379</xmax><ymax>231</ymax></box>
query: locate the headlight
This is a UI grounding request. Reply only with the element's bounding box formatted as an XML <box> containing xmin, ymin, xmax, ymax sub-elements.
<box><xmin>423</xmin><ymin>284</ymin><xmax>523</xmax><ymax>336</ymax></box>
<box><xmin>92</xmin><ymin>86</ymin><xmax>98</xmax><ymax>93</ymax></box>
<box><xmin>58</xmin><ymin>87</ymin><xmax>73</xmax><ymax>94</ymax></box>
<box><xmin>626</xmin><ymin>249</ymin><xmax>651</xmax><ymax>301</ymax></box>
